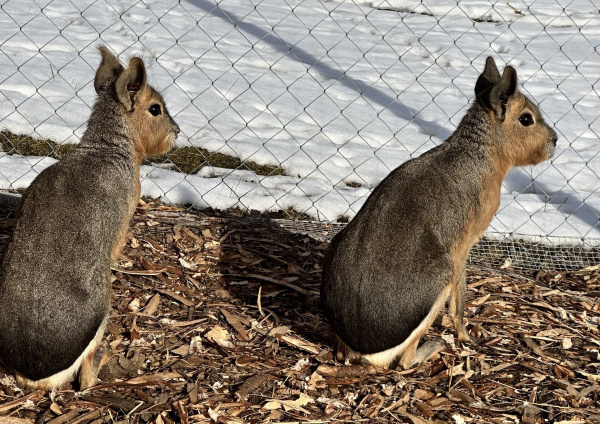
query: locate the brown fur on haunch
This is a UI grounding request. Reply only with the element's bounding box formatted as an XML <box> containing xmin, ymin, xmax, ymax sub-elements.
<box><xmin>321</xmin><ymin>57</ymin><xmax>557</xmax><ymax>369</ymax></box>
<box><xmin>0</xmin><ymin>46</ymin><xmax>179</xmax><ymax>390</ymax></box>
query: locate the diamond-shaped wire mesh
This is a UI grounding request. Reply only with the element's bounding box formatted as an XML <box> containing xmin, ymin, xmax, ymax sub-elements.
<box><xmin>0</xmin><ymin>0</ymin><xmax>599</xmax><ymax>270</ymax></box>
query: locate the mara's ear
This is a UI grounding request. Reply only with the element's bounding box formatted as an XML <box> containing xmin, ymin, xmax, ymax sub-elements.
<box><xmin>475</xmin><ymin>57</ymin><xmax>518</xmax><ymax>121</ymax></box>
<box><xmin>115</xmin><ymin>57</ymin><xmax>147</xmax><ymax>113</ymax></box>
<box><xmin>94</xmin><ymin>46</ymin><xmax>124</xmax><ymax>94</ymax></box>
<box><xmin>475</xmin><ymin>57</ymin><xmax>501</xmax><ymax>108</ymax></box>
<box><xmin>497</xmin><ymin>65</ymin><xmax>518</xmax><ymax>102</ymax></box>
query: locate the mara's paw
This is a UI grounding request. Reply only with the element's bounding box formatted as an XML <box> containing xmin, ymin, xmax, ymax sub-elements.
<box><xmin>456</xmin><ymin>325</ymin><xmax>479</xmax><ymax>345</ymax></box>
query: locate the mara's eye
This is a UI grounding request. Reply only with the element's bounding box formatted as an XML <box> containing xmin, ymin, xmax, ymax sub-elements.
<box><xmin>519</xmin><ymin>113</ymin><xmax>534</xmax><ymax>127</ymax></box>
<box><xmin>149</xmin><ymin>104</ymin><xmax>162</xmax><ymax>116</ymax></box>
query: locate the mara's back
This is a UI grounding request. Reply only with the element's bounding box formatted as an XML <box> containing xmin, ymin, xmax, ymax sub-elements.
<box><xmin>322</xmin><ymin>139</ymin><xmax>489</xmax><ymax>354</ymax></box>
<box><xmin>0</xmin><ymin>146</ymin><xmax>134</xmax><ymax>379</ymax></box>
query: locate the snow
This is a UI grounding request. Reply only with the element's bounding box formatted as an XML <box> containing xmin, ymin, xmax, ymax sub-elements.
<box><xmin>0</xmin><ymin>0</ymin><xmax>599</xmax><ymax>244</ymax></box>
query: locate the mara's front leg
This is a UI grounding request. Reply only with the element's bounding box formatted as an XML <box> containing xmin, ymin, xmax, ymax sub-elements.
<box><xmin>448</xmin><ymin>264</ymin><xmax>475</xmax><ymax>343</ymax></box>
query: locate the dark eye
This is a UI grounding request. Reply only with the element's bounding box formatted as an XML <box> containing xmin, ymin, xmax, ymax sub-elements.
<box><xmin>149</xmin><ymin>104</ymin><xmax>162</xmax><ymax>116</ymax></box>
<box><xmin>519</xmin><ymin>113</ymin><xmax>534</xmax><ymax>126</ymax></box>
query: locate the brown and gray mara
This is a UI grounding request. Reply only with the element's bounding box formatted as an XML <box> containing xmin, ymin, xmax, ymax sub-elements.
<box><xmin>321</xmin><ymin>57</ymin><xmax>557</xmax><ymax>369</ymax></box>
<box><xmin>0</xmin><ymin>46</ymin><xmax>180</xmax><ymax>390</ymax></box>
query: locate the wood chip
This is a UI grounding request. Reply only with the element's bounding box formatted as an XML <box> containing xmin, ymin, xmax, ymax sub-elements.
<box><xmin>276</xmin><ymin>333</ymin><xmax>320</xmax><ymax>354</ymax></box>
<box><xmin>229</xmin><ymin>272</ymin><xmax>310</xmax><ymax>296</ymax></box>
<box><xmin>126</xmin><ymin>372</ymin><xmax>182</xmax><ymax>384</ymax></box>
<box><xmin>0</xmin><ymin>390</ymin><xmax>45</xmax><ymax>414</ymax></box>
<box><xmin>156</xmin><ymin>288</ymin><xmax>195</xmax><ymax>307</ymax></box>
<box><xmin>144</xmin><ymin>293</ymin><xmax>161</xmax><ymax>315</ymax></box>
<box><xmin>315</xmin><ymin>364</ymin><xmax>382</xmax><ymax>378</ymax></box>
<box><xmin>220</xmin><ymin>308</ymin><xmax>249</xmax><ymax>341</ymax></box>
<box><xmin>111</xmin><ymin>267</ymin><xmax>166</xmax><ymax>276</ymax></box>
<box><xmin>236</xmin><ymin>373</ymin><xmax>272</xmax><ymax>400</ymax></box>
<box><xmin>206</xmin><ymin>325</ymin><xmax>234</xmax><ymax>348</ymax></box>
<box><xmin>47</xmin><ymin>410</ymin><xmax>80</xmax><ymax>424</ymax></box>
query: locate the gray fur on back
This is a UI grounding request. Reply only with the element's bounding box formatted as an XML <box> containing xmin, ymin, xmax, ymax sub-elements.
<box><xmin>0</xmin><ymin>84</ymin><xmax>135</xmax><ymax>380</ymax></box>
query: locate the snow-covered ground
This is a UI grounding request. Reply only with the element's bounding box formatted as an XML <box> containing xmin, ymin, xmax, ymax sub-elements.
<box><xmin>0</xmin><ymin>0</ymin><xmax>599</xmax><ymax>244</ymax></box>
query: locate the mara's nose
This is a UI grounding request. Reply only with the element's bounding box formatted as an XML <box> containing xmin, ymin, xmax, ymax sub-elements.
<box><xmin>172</xmin><ymin>120</ymin><xmax>180</xmax><ymax>135</ymax></box>
<box><xmin>550</xmin><ymin>129</ymin><xmax>558</xmax><ymax>146</ymax></box>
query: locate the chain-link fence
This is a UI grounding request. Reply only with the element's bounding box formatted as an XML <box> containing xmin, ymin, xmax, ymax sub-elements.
<box><xmin>0</xmin><ymin>0</ymin><xmax>599</xmax><ymax>270</ymax></box>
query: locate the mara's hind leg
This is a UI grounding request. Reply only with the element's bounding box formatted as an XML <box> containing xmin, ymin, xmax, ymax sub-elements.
<box><xmin>79</xmin><ymin>317</ymin><xmax>108</xmax><ymax>390</ymax></box>
<box><xmin>79</xmin><ymin>346</ymin><xmax>99</xmax><ymax>389</ymax></box>
<box><xmin>15</xmin><ymin>373</ymin><xmax>32</xmax><ymax>390</ymax></box>
<box><xmin>398</xmin><ymin>337</ymin><xmax>419</xmax><ymax>370</ymax></box>
<box><xmin>410</xmin><ymin>339</ymin><xmax>448</xmax><ymax>366</ymax></box>
<box><xmin>397</xmin><ymin>322</ymin><xmax>447</xmax><ymax>370</ymax></box>
<box><xmin>335</xmin><ymin>337</ymin><xmax>368</xmax><ymax>365</ymax></box>
<box><xmin>334</xmin><ymin>336</ymin><xmax>346</xmax><ymax>362</ymax></box>
<box><xmin>448</xmin><ymin>265</ymin><xmax>475</xmax><ymax>343</ymax></box>
<box><xmin>397</xmin><ymin>284</ymin><xmax>453</xmax><ymax>369</ymax></box>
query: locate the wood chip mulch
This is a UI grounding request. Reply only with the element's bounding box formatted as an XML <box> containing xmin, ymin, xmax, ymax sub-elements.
<box><xmin>0</xmin><ymin>202</ymin><xmax>599</xmax><ymax>424</ymax></box>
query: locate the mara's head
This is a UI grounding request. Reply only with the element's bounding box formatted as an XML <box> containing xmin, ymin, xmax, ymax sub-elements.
<box><xmin>475</xmin><ymin>56</ymin><xmax>557</xmax><ymax>167</ymax></box>
<box><xmin>94</xmin><ymin>46</ymin><xmax>180</xmax><ymax>161</ymax></box>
